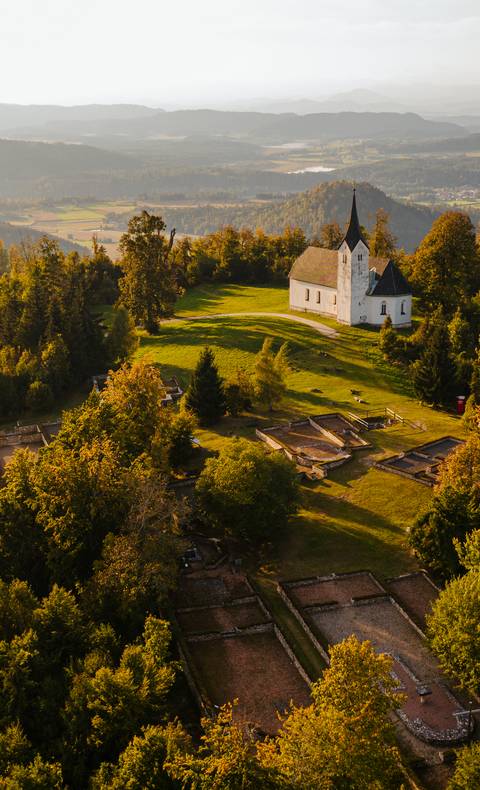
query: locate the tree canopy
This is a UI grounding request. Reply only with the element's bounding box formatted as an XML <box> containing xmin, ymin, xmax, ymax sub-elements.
<box><xmin>118</xmin><ymin>211</ymin><xmax>177</xmax><ymax>332</ymax></box>
<box><xmin>195</xmin><ymin>438</ymin><xmax>300</xmax><ymax>542</ymax></box>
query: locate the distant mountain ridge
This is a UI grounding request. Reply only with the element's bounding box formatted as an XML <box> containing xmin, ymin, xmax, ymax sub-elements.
<box><xmin>0</xmin><ymin>103</ymin><xmax>160</xmax><ymax>132</ymax></box>
<box><xmin>5</xmin><ymin>108</ymin><xmax>464</xmax><ymax>144</ymax></box>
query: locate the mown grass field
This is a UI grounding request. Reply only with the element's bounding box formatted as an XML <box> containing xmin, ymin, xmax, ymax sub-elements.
<box><xmin>136</xmin><ymin>284</ymin><xmax>464</xmax><ymax>594</ymax></box>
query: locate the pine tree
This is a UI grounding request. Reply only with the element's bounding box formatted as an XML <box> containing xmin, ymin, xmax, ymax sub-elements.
<box><xmin>16</xmin><ymin>263</ymin><xmax>46</xmax><ymax>349</ymax></box>
<box><xmin>254</xmin><ymin>338</ymin><xmax>288</xmax><ymax>410</ymax></box>
<box><xmin>107</xmin><ymin>306</ymin><xmax>138</xmax><ymax>366</ymax></box>
<box><xmin>379</xmin><ymin>315</ymin><xmax>399</xmax><ymax>361</ymax></box>
<box><xmin>470</xmin><ymin>348</ymin><xmax>480</xmax><ymax>403</ymax></box>
<box><xmin>319</xmin><ymin>222</ymin><xmax>343</xmax><ymax>250</ymax></box>
<box><xmin>0</xmin><ymin>240</ymin><xmax>9</xmax><ymax>275</ymax></box>
<box><xmin>369</xmin><ymin>209</ymin><xmax>397</xmax><ymax>258</ymax></box>
<box><xmin>412</xmin><ymin>313</ymin><xmax>456</xmax><ymax>405</ymax></box>
<box><xmin>448</xmin><ymin>308</ymin><xmax>473</xmax><ymax>357</ymax></box>
<box><xmin>185</xmin><ymin>347</ymin><xmax>226</xmax><ymax>426</ymax></box>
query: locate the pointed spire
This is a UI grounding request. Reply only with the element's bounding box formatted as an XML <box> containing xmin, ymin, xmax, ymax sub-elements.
<box><xmin>342</xmin><ymin>188</ymin><xmax>368</xmax><ymax>252</ymax></box>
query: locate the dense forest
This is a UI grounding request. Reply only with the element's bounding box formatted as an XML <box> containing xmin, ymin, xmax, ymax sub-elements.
<box><xmin>0</xmin><ymin>237</ymin><xmax>122</xmax><ymax>417</ymax></box>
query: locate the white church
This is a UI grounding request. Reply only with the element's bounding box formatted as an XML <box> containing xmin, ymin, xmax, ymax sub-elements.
<box><xmin>289</xmin><ymin>191</ymin><xmax>412</xmax><ymax>327</ymax></box>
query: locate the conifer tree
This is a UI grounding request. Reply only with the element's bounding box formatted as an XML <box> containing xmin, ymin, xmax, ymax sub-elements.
<box><xmin>0</xmin><ymin>240</ymin><xmax>9</xmax><ymax>275</ymax></box>
<box><xmin>254</xmin><ymin>338</ymin><xmax>289</xmax><ymax>411</ymax></box>
<box><xmin>185</xmin><ymin>347</ymin><xmax>226</xmax><ymax>426</ymax></box>
<box><xmin>319</xmin><ymin>222</ymin><xmax>343</xmax><ymax>250</ymax></box>
<box><xmin>16</xmin><ymin>263</ymin><xmax>45</xmax><ymax>349</ymax></box>
<box><xmin>448</xmin><ymin>308</ymin><xmax>474</xmax><ymax>358</ymax></box>
<box><xmin>412</xmin><ymin>312</ymin><xmax>456</xmax><ymax>405</ymax></box>
<box><xmin>369</xmin><ymin>209</ymin><xmax>397</xmax><ymax>259</ymax></box>
<box><xmin>470</xmin><ymin>348</ymin><xmax>480</xmax><ymax>403</ymax></box>
<box><xmin>379</xmin><ymin>315</ymin><xmax>399</xmax><ymax>361</ymax></box>
<box><xmin>107</xmin><ymin>306</ymin><xmax>138</xmax><ymax>366</ymax></box>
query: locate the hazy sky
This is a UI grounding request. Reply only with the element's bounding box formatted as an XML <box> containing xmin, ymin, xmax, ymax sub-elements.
<box><xmin>1</xmin><ymin>0</ymin><xmax>479</xmax><ymax>106</ymax></box>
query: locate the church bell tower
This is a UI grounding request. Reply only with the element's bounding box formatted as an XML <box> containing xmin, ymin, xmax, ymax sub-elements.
<box><xmin>336</xmin><ymin>190</ymin><xmax>370</xmax><ymax>325</ymax></box>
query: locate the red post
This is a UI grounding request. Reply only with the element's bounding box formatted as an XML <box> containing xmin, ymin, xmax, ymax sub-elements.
<box><xmin>456</xmin><ymin>395</ymin><xmax>466</xmax><ymax>415</ymax></box>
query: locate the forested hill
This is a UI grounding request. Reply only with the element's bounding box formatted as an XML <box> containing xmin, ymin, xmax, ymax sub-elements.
<box><xmin>157</xmin><ymin>182</ymin><xmax>438</xmax><ymax>252</ymax></box>
<box><xmin>0</xmin><ymin>221</ymin><xmax>87</xmax><ymax>254</ymax></box>
<box><xmin>248</xmin><ymin>182</ymin><xmax>437</xmax><ymax>250</ymax></box>
<box><xmin>0</xmin><ymin>139</ymin><xmax>138</xmax><ymax>178</ymax></box>
<box><xmin>0</xmin><ymin>103</ymin><xmax>160</xmax><ymax>132</ymax></box>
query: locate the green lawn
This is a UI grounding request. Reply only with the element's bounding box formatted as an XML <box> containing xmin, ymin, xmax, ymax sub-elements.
<box><xmin>173</xmin><ymin>283</ymin><xmax>289</xmax><ymax>317</ymax></box>
<box><xmin>136</xmin><ymin>284</ymin><xmax>464</xmax><ymax>590</ymax></box>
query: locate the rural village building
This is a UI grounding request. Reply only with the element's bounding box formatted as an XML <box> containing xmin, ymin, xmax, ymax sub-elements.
<box><xmin>289</xmin><ymin>191</ymin><xmax>412</xmax><ymax>327</ymax></box>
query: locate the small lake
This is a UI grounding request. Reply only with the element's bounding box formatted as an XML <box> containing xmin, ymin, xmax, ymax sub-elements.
<box><xmin>288</xmin><ymin>165</ymin><xmax>336</xmax><ymax>174</ymax></box>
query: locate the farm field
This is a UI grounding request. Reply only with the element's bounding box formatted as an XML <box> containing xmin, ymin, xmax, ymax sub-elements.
<box><xmin>135</xmin><ymin>284</ymin><xmax>464</xmax><ymax>591</ymax></box>
<box><xmin>5</xmin><ymin>201</ymin><xmax>137</xmax><ymax>258</ymax></box>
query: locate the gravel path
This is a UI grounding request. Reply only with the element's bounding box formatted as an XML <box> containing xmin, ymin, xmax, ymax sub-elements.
<box><xmin>166</xmin><ymin>311</ymin><xmax>338</xmax><ymax>338</ymax></box>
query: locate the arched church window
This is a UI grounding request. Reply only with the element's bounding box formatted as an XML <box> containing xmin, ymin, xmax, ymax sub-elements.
<box><xmin>316</xmin><ymin>291</ymin><xmax>321</xmax><ymax>303</ymax></box>
<box><xmin>358</xmin><ymin>254</ymin><xmax>363</xmax><ymax>262</ymax></box>
<box><xmin>401</xmin><ymin>300</ymin><xmax>406</xmax><ymax>315</ymax></box>
<box><xmin>305</xmin><ymin>288</ymin><xmax>310</xmax><ymax>301</ymax></box>
<box><xmin>380</xmin><ymin>301</ymin><xmax>387</xmax><ymax>315</ymax></box>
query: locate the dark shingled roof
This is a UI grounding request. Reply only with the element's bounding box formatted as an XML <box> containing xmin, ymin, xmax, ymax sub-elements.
<box><xmin>342</xmin><ymin>190</ymin><xmax>369</xmax><ymax>252</ymax></box>
<box><xmin>289</xmin><ymin>246</ymin><xmax>390</xmax><ymax>288</ymax></box>
<box><xmin>370</xmin><ymin>260</ymin><xmax>412</xmax><ymax>296</ymax></box>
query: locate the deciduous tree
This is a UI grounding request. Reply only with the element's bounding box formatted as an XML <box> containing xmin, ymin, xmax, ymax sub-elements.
<box><xmin>195</xmin><ymin>438</ymin><xmax>299</xmax><ymax>542</ymax></box>
<box><xmin>259</xmin><ymin>636</ymin><xmax>404</xmax><ymax>789</ymax></box>
<box><xmin>118</xmin><ymin>211</ymin><xmax>177</xmax><ymax>332</ymax></box>
<box><xmin>448</xmin><ymin>743</ymin><xmax>480</xmax><ymax>789</ymax></box>
<box><xmin>411</xmin><ymin>212</ymin><xmax>480</xmax><ymax>314</ymax></box>
<box><xmin>427</xmin><ymin>569</ymin><xmax>480</xmax><ymax>694</ymax></box>
<box><xmin>166</xmin><ymin>702</ymin><xmax>281</xmax><ymax>789</ymax></box>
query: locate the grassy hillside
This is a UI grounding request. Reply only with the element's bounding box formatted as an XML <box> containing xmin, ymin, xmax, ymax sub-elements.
<box><xmin>135</xmin><ymin>284</ymin><xmax>464</xmax><ymax>583</ymax></box>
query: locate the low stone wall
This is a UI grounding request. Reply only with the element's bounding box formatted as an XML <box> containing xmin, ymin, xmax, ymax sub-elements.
<box><xmin>169</xmin><ymin>612</ymin><xmax>212</xmax><ymax>716</ymax></box>
<box><xmin>276</xmin><ymin>581</ymin><xmax>330</xmax><ymax>663</ymax></box>
<box><xmin>176</xmin><ymin>594</ymin><xmax>262</xmax><ymax>616</ymax></box>
<box><xmin>273</xmin><ymin>623</ymin><xmax>312</xmax><ymax>687</ymax></box>
<box><xmin>187</xmin><ymin>621</ymin><xmax>274</xmax><ymax>643</ymax></box>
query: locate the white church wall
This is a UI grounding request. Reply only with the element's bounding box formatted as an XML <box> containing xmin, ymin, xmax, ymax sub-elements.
<box><xmin>289</xmin><ymin>279</ymin><xmax>338</xmax><ymax>316</ymax></box>
<box><xmin>336</xmin><ymin>241</ymin><xmax>370</xmax><ymax>325</ymax></box>
<box><xmin>366</xmin><ymin>294</ymin><xmax>412</xmax><ymax>327</ymax></box>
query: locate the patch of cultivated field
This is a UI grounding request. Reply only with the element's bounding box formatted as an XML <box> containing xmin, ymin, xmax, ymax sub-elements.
<box><xmin>8</xmin><ymin>201</ymin><xmax>138</xmax><ymax>258</ymax></box>
<box><xmin>136</xmin><ymin>284</ymin><xmax>464</xmax><ymax>587</ymax></box>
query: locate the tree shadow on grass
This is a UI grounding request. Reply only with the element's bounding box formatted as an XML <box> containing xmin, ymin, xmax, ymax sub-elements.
<box><xmin>273</xmin><ymin>487</ymin><xmax>414</xmax><ymax>580</ymax></box>
<box><xmin>142</xmin><ymin>318</ymin><xmax>397</xmax><ymax>395</ymax></box>
<box><xmin>175</xmin><ymin>284</ymin><xmax>286</xmax><ymax>316</ymax></box>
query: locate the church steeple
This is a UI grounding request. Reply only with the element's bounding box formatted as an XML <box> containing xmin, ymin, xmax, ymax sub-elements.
<box><xmin>342</xmin><ymin>189</ymin><xmax>368</xmax><ymax>252</ymax></box>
